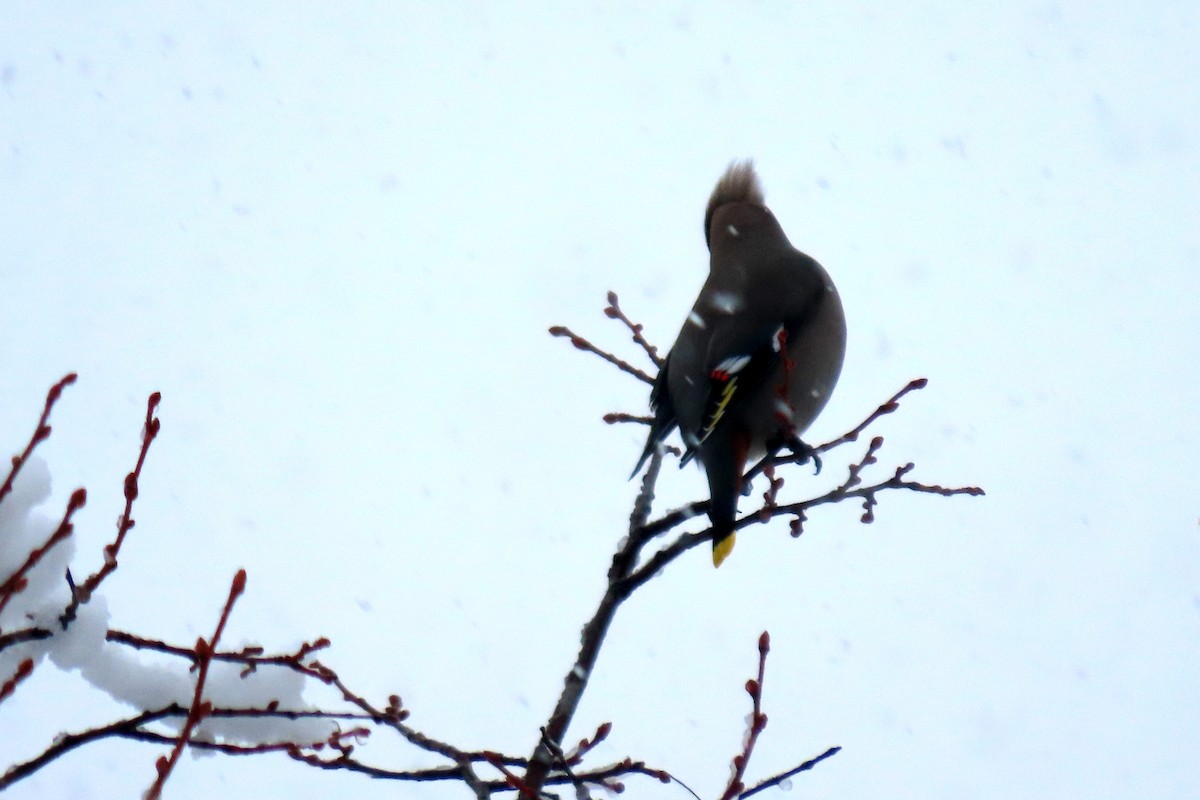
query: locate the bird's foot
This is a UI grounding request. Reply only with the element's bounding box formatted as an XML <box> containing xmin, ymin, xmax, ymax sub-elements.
<box><xmin>785</xmin><ymin>436</ymin><xmax>822</xmax><ymax>475</ymax></box>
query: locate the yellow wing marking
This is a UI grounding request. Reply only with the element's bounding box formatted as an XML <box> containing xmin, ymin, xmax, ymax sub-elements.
<box><xmin>702</xmin><ymin>377</ymin><xmax>739</xmax><ymax>437</ymax></box>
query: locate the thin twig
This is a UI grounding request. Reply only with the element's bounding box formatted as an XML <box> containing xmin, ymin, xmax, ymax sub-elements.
<box><xmin>603</xmin><ymin>291</ymin><xmax>664</xmax><ymax>368</ymax></box>
<box><xmin>602</xmin><ymin>412</ymin><xmax>653</xmax><ymax>426</ymax></box>
<box><xmin>2</xmin><ymin>705</ymin><xmax>382</xmax><ymax>790</ymax></box>
<box><xmin>0</xmin><ymin>373</ymin><xmax>76</xmax><ymax>506</ymax></box>
<box><xmin>484</xmin><ymin>751</ymin><xmax>538</xmax><ymax>798</ymax></box>
<box><xmin>624</xmin><ymin>462</ymin><xmax>983</xmax><ymax>595</ymax></box>
<box><xmin>2</xmin><ymin>708</ymin><xmax>178</xmax><ymax>789</ymax></box>
<box><xmin>106</xmin><ymin>629</ymin><xmax>334</xmax><ymax>679</ymax></box>
<box><xmin>61</xmin><ymin>391</ymin><xmax>162</xmax><ymax>628</ymax></box>
<box><xmin>548</xmin><ymin>325</ymin><xmax>655</xmax><ymax>385</ymax></box>
<box><xmin>0</xmin><ymin>659</ymin><xmax>35</xmax><ymax>707</ymax></box>
<box><xmin>743</xmin><ymin>377</ymin><xmax>929</xmax><ymax>486</ymax></box>
<box><xmin>523</xmin><ymin>368</ymin><xmax>980</xmax><ymax>797</ymax></box>
<box><xmin>0</xmin><ymin>488</ymin><xmax>87</xmax><ymax>622</ymax></box>
<box><xmin>739</xmin><ymin>746</ymin><xmax>842</xmax><ymax>798</ymax></box>
<box><xmin>144</xmin><ymin>568</ymin><xmax>247</xmax><ymax>800</ymax></box>
<box><xmin>0</xmin><ymin>627</ymin><xmax>53</xmax><ymax>654</ymax></box>
<box><xmin>720</xmin><ymin>632</ymin><xmax>771</xmax><ymax>800</ymax></box>
<box><xmin>814</xmin><ymin>378</ymin><xmax>929</xmax><ymax>454</ymax></box>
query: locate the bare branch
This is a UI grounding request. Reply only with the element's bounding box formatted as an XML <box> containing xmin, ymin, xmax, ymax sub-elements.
<box><xmin>719</xmin><ymin>632</ymin><xmax>771</xmax><ymax>800</ymax></box>
<box><xmin>548</xmin><ymin>325</ymin><xmax>655</xmax><ymax>385</ymax></box>
<box><xmin>2</xmin><ymin>707</ymin><xmax>178</xmax><ymax>789</ymax></box>
<box><xmin>0</xmin><ymin>626</ymin><xmax>53</xmax><ymax>654</ymax></box>
<box><xmin>743</xmin><ymin>377</ymin><xmax>929</xmax><ymax>485</ymax></box>
<box><xmin>602</xmin><ymin>412</ymin><xmax>653</xmax><ymax>426</ymax></box>
<box><xmin>485</xmin><ymin>751</ymin><xmax>538</xmax><ymax>798</ymax></box>
<box><xmin>603</xmin><ymin>291</ymin><xmax>664</xmax><ymax>368</ymax></box>
<box><xmin>144</xmin><ymin>568</ymin><xmax>247</xmax><ymax>800</ymax></box>
<box><xmin>105</xmin><ymin>629</ymin><xmax>335</xmax><ymax>681</ymax></box>
<box><xmin>739</xmin><ymin>746</ymin><xmax>842</xmax><ymax>798</ymax></box>
<box><xmin>0</xmin><ymin>373</ymin><xmax>76</xmax><ymax>507</ymax></box>
<box><xmin>0</xmin><ymin>658</ymin><xmax>35</xmax><ymax>708</ymax></box>
<box><xmin>61</xmin><ymin>390</ymin><xmax>162</xmax><ymax>628</ymax></box>
<box><xmin>816</xmin><ymin>377</ymin><xmax>929</xmax><ymax>454</ymax></box>
<box><xmin>2</xmin><ymin>705</ymin><xmax>383</xmax><ymax>791</ymax></box>
<box><xmin>3</xmin><ymin>295</ymin><xmax>980</xmax><ymax>799</ymax></box>
<box><xmin>0</xmin><ymin>488</ymin><xmax>87</xmax><ymax>624</ymax></box>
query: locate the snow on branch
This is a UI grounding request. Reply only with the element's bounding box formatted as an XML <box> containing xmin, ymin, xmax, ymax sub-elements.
<box><xmin>0</xmin><ymin>376</ymin><xmax>672</xmax><ymax>797</ymax></box>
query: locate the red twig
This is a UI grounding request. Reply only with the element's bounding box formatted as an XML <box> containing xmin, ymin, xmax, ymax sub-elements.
<box><xmin>720</xmin><ymin>632</ymin><xmax>770</xmax><ymax>800</ymax></box>
<box><xmin>0</xmin><ymin>488</ymin><xmax>87</xmax><ymax>623</ymax></box>
<box><xmin>144</xmin><ymin>568</ymin><xmax>247</xmax><ymax>800</ymax></box>
<box><xmin>485</xmin><ymin>750</ymin><xmax>538</xmax><ymax>798</ymax></box>
<box><xmin>61</xmin><ymin>391</ymin><xmax>161</xmax><ymax>628</ymax></box>
<box><xmin>107</xmin><ymin>627</ymin><xmax>507</xmax><ymax>770</ymax></box>
<box><xmin>0</xmin><ymin>373</ymin><xmax>76</xmax><ymax>507</ymax></box>
<box><xmin>814</xmin><ymin>377</ymin><xmax>928</xmax><ymax>455</ymax></box>
<box><xmin>548</xmin><ymin>325</ymin><xmax>655</xmax><ymax>385</ymax></box>
<box><xmin>563</xmin><ymin>720</ymin><xmax>612</xmax><ymax>766</ymax></box>
<box><xmin>1</xmin><ymin>704</ymin><xmax>374</xmax><ymax>790</ymax></box>
<box><xmin>603</xmin><ymin>291</ymin><xmax>664</xmax><ymax>368</ymax></box>
<box><xmin>0</xmin><ymin>658</ymin><xmax>35</xmax><ymax>707</ymax></box>
<box><xmin>841</xmin><ymin>435</ymin><xmax>884</xmax><ymax>491</ymax></box>
<box><xmin>755</xmin><ymin>465</ymin><xmax>784</xmax><ymax>523</ymax></box>
<box><xmin>107</xmin><ymin>630</ymin><xmax>336</xmax><ymax>682</ymax></box>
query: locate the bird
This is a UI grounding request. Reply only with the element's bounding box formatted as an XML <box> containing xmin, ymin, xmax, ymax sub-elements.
<box><xmin>632</xmin><ymin>160</ymin><xmax>846</xmax><ymax>567</ymax></box>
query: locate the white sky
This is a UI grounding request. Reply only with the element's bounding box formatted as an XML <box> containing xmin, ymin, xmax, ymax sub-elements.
<box><xmin>2</xmin><ymin>2</ymin><xmax>1198</xmax><ymax>798</ymax></box>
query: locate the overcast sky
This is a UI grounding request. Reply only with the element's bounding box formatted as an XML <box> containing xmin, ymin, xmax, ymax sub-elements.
<box><xmin>2</xmin><ymin>3</ymin><xmax>1198</xmax><ymax>799</ymax></box>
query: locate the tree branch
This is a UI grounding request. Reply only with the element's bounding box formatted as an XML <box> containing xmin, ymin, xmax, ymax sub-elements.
<box><xmin>0</xmin><ymin>372</ymin><xmax>76</xmax><ymax>506</ymax></box>
<box><xmin>527</xmin><ymin>299</ymin><xmax>982</xmax><ymax>797</ymax></box>
<box><xmin>548</xmin><ymin>325</ymin><xmax>655</xmax><ymax>386</ymax></box>
<box><xmin>603</xmin><ymin>290</ymin><xmax>665</xmax><ymax>368</ymax></box>
<box><xmin>739</xmin><ymin>746</ymin><xmax>842</xmax><ymax>799</ymax></box>
<box><xmin>719</xmin><ymin>632</ymin><xmax>771</xmax><ymax>800</ymax></box>
<box><xmin>144</xmin><ymin>568</ymin><xmax>246</xmax><ymax>800</ymax></box>
<box><xmin>0</xmin><ymin>659</ymin><xmax>35</xmax><ymax>708</ymax></box>
<box><xmin>60</xmin><ymin>390</ymin><xmax>162</xmax><ymax>628</ymax></box>
<box><xmin>0</xmin><ymin>488</ymin><xmax>87</xmax><ymax>624</ymax></box>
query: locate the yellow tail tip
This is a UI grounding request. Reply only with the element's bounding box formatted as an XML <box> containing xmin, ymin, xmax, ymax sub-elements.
<box><xmin>712</xmin><ymin>532</ymin><xmax>736</xmax><ymax>568</ymax></box>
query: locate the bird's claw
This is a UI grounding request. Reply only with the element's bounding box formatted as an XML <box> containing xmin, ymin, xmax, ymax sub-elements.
<box><xmin>787</xmin><ymin>436</ymin><xmax>822</xmax><ymax>475</ymax></box>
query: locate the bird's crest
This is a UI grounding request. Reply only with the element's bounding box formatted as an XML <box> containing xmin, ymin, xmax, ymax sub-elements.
<box><xmin>704</xmin><ymin>160</ymin><xmax>764</xmax><ymax>247</ymax></box>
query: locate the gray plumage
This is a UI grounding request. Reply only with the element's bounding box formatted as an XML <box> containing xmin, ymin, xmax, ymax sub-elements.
<box><xmin>633</xmin><ymin>160</ymin><xmax>847</xmax><ymax>566</ymax></box>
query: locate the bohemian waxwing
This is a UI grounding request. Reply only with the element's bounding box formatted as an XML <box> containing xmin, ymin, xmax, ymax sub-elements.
<box><xmin>632</xmin><ymin>161</ymin><xmax>846</xmax><ymax>567</ymax></box>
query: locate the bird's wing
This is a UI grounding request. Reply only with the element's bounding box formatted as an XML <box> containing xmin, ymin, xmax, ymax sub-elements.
<box><xmin>681</xmin><ymin>287</ymin><xmax>841</xmax><ymax>469</ymax></box>
<box><xmin>677</xmin><ymin>326</ymin><xmax>784</xmax><ymax>467</ymax></box>
<box><xmin>629</xmin><ymin>350</ymin><xmax>677</xmax><ymax>478</ymax></box>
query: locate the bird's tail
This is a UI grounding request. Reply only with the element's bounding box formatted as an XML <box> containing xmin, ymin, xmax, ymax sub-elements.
<box><xmin>707</xmin><ymin>461</ymin><xmax>741</xmax><ymax>568</ymax></box>
<box><xmin>712</xmin><ymin>528</ymin><xmax>736</xmax><ymax>567</ymax></box>
<box><xmin>705</xmin><ymin>433</ymin><xmax>750</xmax><ymax>568</ymax></box>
